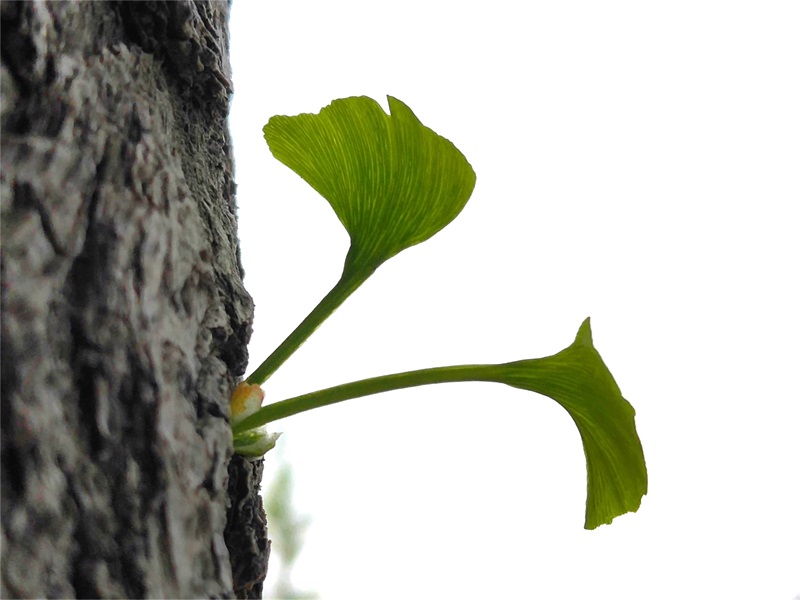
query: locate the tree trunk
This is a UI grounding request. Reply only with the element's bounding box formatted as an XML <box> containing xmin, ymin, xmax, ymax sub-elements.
<box><xmin>1</xmin><ymin>1</ymin><xmax>268</xmax><ymax>597</ymax></box>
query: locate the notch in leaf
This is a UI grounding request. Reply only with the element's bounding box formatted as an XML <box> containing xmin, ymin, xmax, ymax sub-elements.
<box><xmin>248</xmin><ymin>96</ymin><xmax>476</xmax><ymax>384</ymax></box>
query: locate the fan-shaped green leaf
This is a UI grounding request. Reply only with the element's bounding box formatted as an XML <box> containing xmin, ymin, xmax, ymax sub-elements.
<box><xmin>237</xmin><ymin>317</ymin><xmax>646</xmax><ymax>528</ymax></box>
<box><xmin>263</xmin><ymin>96</ymin><xmax>476</xmax><ymax>276</ymax></box>
<box><xmin>491</xmin><ymin>318</ymin><xmax>647</xmax><ymax>529</ymax></box>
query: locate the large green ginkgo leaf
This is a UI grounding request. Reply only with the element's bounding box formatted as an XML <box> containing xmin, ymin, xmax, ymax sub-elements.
<box><xmin>263</xmin><ymin>96</ymin><xmax>477</xmax><ymax>276</ymax></box>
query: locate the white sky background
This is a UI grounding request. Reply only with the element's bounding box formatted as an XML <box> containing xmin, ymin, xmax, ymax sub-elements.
<box><xmin>229</xmin><ymin>2</ymin><xmax>799</xmax><ymax>598</ymax></box>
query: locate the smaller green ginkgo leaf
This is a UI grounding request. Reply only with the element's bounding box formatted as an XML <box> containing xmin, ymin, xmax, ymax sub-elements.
<box><xmin>263</xmin><ymin>96</ymin><xmax>477</xmax><ymax>277</ymax></box>
<box><xmin>490</xmin><ymin>318</ymin><xmax>647</xmax><ymax>529</ymax></box>
<box><xmin>236</xmin><ymin>318</ymin><xmax>646</xmax><ymax>527</ymax></box>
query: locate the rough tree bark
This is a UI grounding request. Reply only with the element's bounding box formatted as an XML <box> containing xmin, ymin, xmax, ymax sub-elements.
<box><xmin>1</xmin><ymin>1</ymin><xmax>269</xmax><ymax>597</ymax></box>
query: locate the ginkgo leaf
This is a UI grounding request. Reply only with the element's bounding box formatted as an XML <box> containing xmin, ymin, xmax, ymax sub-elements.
<box><xmin>236</xmin><ymin>318</ymin><xmax>647</xmax><ymax>529</ymax></box>
<box><xmin>489</xmin><ymin>318</ymin><xmax>647</xmax><ymax>529</ymax></box>
<box><xmin>263</xmin><ymin>96</ymin><xmax>477</xmax><ymax>276</ymax></box>
<box><xmin>247</xmin><ymin>96</ymin><xmax>477</xmax><ymax>385</ymax></box>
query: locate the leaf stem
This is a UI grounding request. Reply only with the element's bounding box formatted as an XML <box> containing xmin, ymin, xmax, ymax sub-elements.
<box><xmin>246</xmin><ymin>272</ymin><xmax>370</xmax><ymax>385</ymax></box>
<box><xmin>234</xmin><ymin>363</ymin><xmax>499</xmax><ymax>433</ymax></box>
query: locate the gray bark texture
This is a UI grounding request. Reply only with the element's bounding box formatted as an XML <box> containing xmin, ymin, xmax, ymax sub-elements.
<box><xmin>1</xmin><ymin>1</ymin><xmax>269</xmax><ymax>597</ymax></box>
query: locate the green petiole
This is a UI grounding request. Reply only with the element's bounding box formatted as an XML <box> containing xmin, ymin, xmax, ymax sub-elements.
<box><xmin>237</xmin><ymin>363</ymin><xmax>495</xmax><ymax>432</ymax></box>
<box><xmin>246</xmin><ymin>271</ymin><xmax>370</xmax><ymax>385</ymax></box>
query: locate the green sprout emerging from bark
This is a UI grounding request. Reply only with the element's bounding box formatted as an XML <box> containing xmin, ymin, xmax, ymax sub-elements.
<box><xmin>232</xmin><ymin>96</ymin><xmax>647</xmax><ymax>529</ymax></box>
